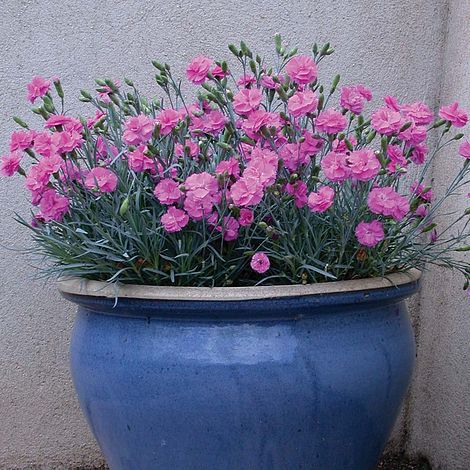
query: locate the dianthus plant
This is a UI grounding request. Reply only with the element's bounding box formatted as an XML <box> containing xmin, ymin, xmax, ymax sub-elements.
<box><xmin>2</xmin><ymin>36</ymin><xmax>470</xmax><ymax>289</ymax></box>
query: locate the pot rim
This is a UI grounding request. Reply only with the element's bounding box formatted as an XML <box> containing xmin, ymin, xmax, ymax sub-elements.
<box><xmin>57</xmin><ymin>268</ymin><xmax>421</xmax><ymax>302</ymax></box>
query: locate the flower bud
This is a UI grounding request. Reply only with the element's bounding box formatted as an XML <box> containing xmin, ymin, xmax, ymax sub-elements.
<box><xmin>53</xmin><ymin>80</ymin><xmax>64</xmax><ymax>99</ymax></box>
<box><xmin>13</xmin><ymin>117</ymin><xmax>28</xmax><ymax>129</ymax></box>
<box><xmin>119</xmin><ymin>197</ymin><xmax>130</xmax><ymax>216</ymax></box>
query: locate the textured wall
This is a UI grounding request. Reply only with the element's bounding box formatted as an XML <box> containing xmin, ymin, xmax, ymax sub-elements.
<box><xmin>407</xmin><ymin>1</ymin><xmax>470</xmax><ymax>469</ymax></box>
<box><xmin>0</xmin><ymin>0</ymin><xmax>455</xmax><ymax>468</ymax></box>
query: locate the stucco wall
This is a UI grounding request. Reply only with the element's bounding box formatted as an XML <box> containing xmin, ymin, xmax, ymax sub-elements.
<box><xmin>407</xmin><ymin>2</ymin><xmax>470</xmax><ymax>469</ymax></box>
<box><xmin>0</xmin><ymin>0</ymin><xmax>464</xmax><ymax>468</ymax></box>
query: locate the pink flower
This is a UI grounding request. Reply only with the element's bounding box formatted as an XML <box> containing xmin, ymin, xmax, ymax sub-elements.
<box><xmin>241</xmin><ymin>109</ymin><xmax>271</xmax><ymax>139</ymax></box>
<box><xmin>286</xmin><ymin>55</ymin><xmax>318</xmax><ymax>85</ymax></box>
<box><xmin>367</xmin><ymin>187</ymin><xmax>410</xmax><ymax>221</ymax></box>
<box><xmin>211</xmin><ymin>64</ymin><xmax>228</xmax><ymax>79</ymax></box>
<box><xmin>246</xmin><ymin>147</ymin><xmax>278</xmax><ymax>187</ymax></box>
<box><xmin>321</xmin><ymin>151</ymin><xmax>350</xmax><ymax>182</ymax></box>
<box><xmin>184</xmin><ymin>172</ymin><xmax>219</xmax><ymax>220</ymax></box>
<box><xmin>280</xmin><ymin>143</ymin><xmax>309</xmax><ymax>172</ymax></box>
<box><xmin>127</xmin><ymin>146</ymin><xmax>155</xmax><ymax>173</ymax></box>
<box><xmin>25</xmin><ymin>165</ymin><xmax>50</xmax><ymax>200</ymax></box>
<box><xmin>458</xmin><ymin>141</ymin><xmax>470</xmax><ymax>159</ymax></box>
<box><xmin>0</xmin><ymin>152</ymin><xmax>22</xmax><ymax>176</ymax></box>
<box><xmin>347</xmin><ymin>149</ymin><xmax>381</xmax><ymax>181</ymax></box>
<box><xmin>175</xmin><ymin>139</ymin><xmax>199</xmax><ymax>158</ymax></box>
<box><xmin>371</xmin><ymin>107</ymin><xmax>403</xmax><ymax>135</ymax></box>
<box><xmin>340</xmin><ymin>85</ymin><xmax>372</xmax><ymax>114</ymax></box>
<box><xmin>439</xmin><ymin>102</ymin><xmax>468</xmax><ymax>127</ymax></box>
<box><xmin>355</xmin><ymin>220</ymin><xmax>384</xmax><ymax>247</ymax></box>
<box><xmin>384</xmin><ymin>96</ymin><xmax>401</xmax><ymax>112</ymax></box>
<box><xmin>33</xmin><ymin>132</ymin><xmax>55</xmax><ymax>157</ymax></box>
<box><xmin>238</xmin><ymin>208</ymin><xmax>254</xmax><ymax>227</ymax></box>
<box><xmin>37</xmin><ymin>154</ymin><xmax>63</xmax><ymax>176</ymax></box>
<box><xmin>186</xmin><ymin>56</ymin><xmax>212</xmax><ymax>84</ymax></box>
<box><xmin>154</xmin><ymin>179</ymin><xmax>182</xmax><ymax>205</ymax></box>
<box><xmin>286</xmin><ymin>181</ymin><xmax>308</xmax><ymax>208</ymax></box>
<box><xmin>387</xmin><ymin>144</ymin><xmax>408</xmax><ymax>173</ymax></box>
<box><xmin>411</xmin><ymin>181</ymin><xmax>433</xmax><ymax>202</ymax></box>
<box><xmin>236</xmin><ymin>74</ymin><xmax>256</xmax><ymax>87</ymax></box>
<box><xmin>410</xmin><ymin>143</ymin><xmax>428</xmax><ymax>165</ymax></box>
<box><xmin>45</xmin><ymin>115</ymin><xmax>83</xmax><ymax>132</ymax></box>
<box><xmin>288</xmin><ymin>90</ymin><xmax>318</xmax><ymax>117</ymax></box>
<box><xmin>218</xmin><ymin>216</ymin><xmax>240</xmax><ymax>241</ymax></box>
<box><xmin>38</xmin><ymin>189</ymin><xmax>69</xmax><ymax>222</ymax></box>
<box><xmin>250</xmin><ymin>252</ymin><xmax>270</xmax><ymax>274</ymax></box>
<box><xmin>161</xmin><ymin>206</ymin><xmax>189</xmax><ymax>233</ymax></box>
<box><xmin>10</xmin><ymin>130</ymin><xmax>35</xmax><ymax>152</ymax></box>
<box><xmin>260</xmin><ymin>74</ymin><xmax>277</xmax><ymax>89</ymax></box>
<box><xmin>315</xmin><ymin>109</ymin><xmax>347</xmax><ymax>134</ymax></box>
<box><xmin>51</xmin><ymin>130</ymin><xmax>83</xmax><ymax>153</ymax></box>
<box><xmin>300</xmin><ymin>131</ymin><xmax>323</xmax><ymax>156</ymax></box>
<box><xmin>123</xmin><ymin>115</ymin><xmax>155</xmax><ymax>145</ymax></box>
<box><xmin>193</xmin><ymin>110</ymin><xmax>227</xmax><ymax>136</ymax></box>
<box><xmin>157</xmin><ymin>108</ymin><xmax>180</xmax><ymax>136</ymax></box>
<box><xmin>401</xmin><ymin>102</ymin><xmax>434</xmax><ymax>125</ymax></box>
<box><xmin>233</xmin><ymin>88</ymin><xmax>263</xmax><ymax>115</ymax></box>
<box><xmin>230</xmin><ymin>171</ymin><xmax>264</xmax><ymax>207</ymax></box>
<box><xmin>216</xmin><ymin>158</ymin><xmax>240</xmax><ymax>177</ymax></box>
<box><xmin>85</xmin><ymin>167</ymin><xmax>118</xmax><ymax>193</ymax></box>
<box><xmin>37</xmin><ymin>190</ymin><xmax>69</xmax><ymax>221</ymax></box>
<box><xmin>87</xmin><ymin>110</ymin><xmax>106</xmax><ymax>129</ymax></box>
<box><xmin>307</xmin><ymin>186</ymin><xmax>335</xmax><ymax>213</ymax></box>
<box><xmin>399</xmin><ymin>121</ymin><xmax>427</xmax><ymax>146</ymax></box>
<box><xmin>27</xmin><ymin>76</ymin><xmax>51</xmax><ymax>103</ymax></box>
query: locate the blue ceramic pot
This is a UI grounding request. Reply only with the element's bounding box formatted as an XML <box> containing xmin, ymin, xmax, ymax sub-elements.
<box><xmin>60</xmin><ymin>271</ymin><xmax>420</xmax><ymax>470</ymax></box>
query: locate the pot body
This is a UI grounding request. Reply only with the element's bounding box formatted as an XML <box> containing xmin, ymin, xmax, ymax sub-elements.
<box><xmin>66</xmin><ymin>280</ymin><xmax>418</xmax><ymax>470</ymax></box>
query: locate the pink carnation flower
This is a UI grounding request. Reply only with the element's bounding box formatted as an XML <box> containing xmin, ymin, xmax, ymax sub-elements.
<box><xmin>238</xmin><ymin>208</ymin><xmax>254</xmax><ymax>227</ymax></box>
<box><xmin>27</xmin><ymin>76</ymin><xmax>51</xmax><ymax>104</ymax></box>
<box><xmin>33</xmin><ymin>132</ymin><xmax>56</xmax><ymax>157</ymax></box>
<box><xmin>216</xmin><ymin>158</ymin><xmax>240</xmax><ymax>177</ymax></box>
<box><xmin>211</xmin><ymin>64</ymin><xmax>228</xmax><ymax>79</ymax></box>
<box><xmin>246</xmin><ymin>147</ymin><xmax>278</xmax><ymax>187</ymax></box>
<box><xmin>186</xmin><ymin>56</ymin><xmax>212</xmax><ymax>84</ymax></box>
<box><xmin>184</xmin><ymin>172</ymin><xmax>219</xmax><ymax>220</ymax></box>
<box><xmin>236</xmin><ymin>74</ymin><xmax>256</xmax><ymax>88</ymax></box>
<box><xmin>286</xmin><ymin>181</ymin><xmax>308</xmax><ymax>208</ymax></box>
<box><xmin>123</xmin><ymin>114</ymin><xmax>155</xmax><ymax>145</ymax></box>
<box><xmin>371</xmin><ymin>107</ymin><xmax>403</xmax><ymax>135</ymax></box>
<box><xmin>280</xmin><ymin>143</ymin><xmax>310</xmax><ymax>172</ymax></box>
<box><xmin>321</xmin><ymin>151</ymin><xmax>350</xmax><ymax>182</ymax></box>
<box><xmin>458</xmin><ymin>141</ymin><xmax>470</xmax><ymax>159</ymax></box>
<box><xmin>175</xmin><ymin>139</ymin><xmax>199</xmax><ymax>158</ymax></box>
<box><xmin>217</xmin><ymin>215</ymin><xmax>240</xmax><ymax>241</ymax></box>
<box><xmin>85</xmin><ymin>167</ymin><xmax>118</xmax><ymax>193</ymax></box>
<box><xmin>233</xmin><ymin>88</ymin><xmax>263</xmax><ymax>115</ymax></box>
<box><xmin>45</xmin><ymin>115</ymin><xmax>83</xmax><ymax>133</ymax></box>
<box><xmin>398</xmin><ymin>121</ymin><xmax>427</xmax><ymax>146</ymax></box>
<box><xmin>307</xmin><ymin>186</ymin><xmax>335</xmax><ymax>213</ymax></box>
<box><xmin>10</xmin><ymin>130</ymin><xmax>35</xmax><ymax>152</ymax></box>
<box><xmin>161</xmin><ymin>207</ymin><xmax>189</xmax><ymax>233</ymax></box>
<box><xmin>315</xmin><ymin>109</ymin><xmax>347</xmax><ymax>134</ymax></box>
<box><xmin>387</xmin><ymin>144</ymin><xmax>408</xmax><ymax>173</ymax></box>
<box><xmin>401</xmin><ymin>102</ymin><xmax>434</xmax><ymax>125</ymax></box>
<box><xmin>411</xmin><ymin>181</ymin><xmax>433</xmax><ymax>202</ymax></box>
<box><xmin>439</xmin><ymin>102</ymin><xmax>468</xmax><ymax>128</ymax></box>
<box><xmin>25</xmin><ymin>165</ymin><xmax>50</xmax><ymax>201</ymax></box>
<box><xmin>240</xmin><ymin>109</ymin><xmax>272</xmax><ymax>139</ymax></box>
<box><xmin>157</xmin><ymin>108</ymin><xmax>180</xmax><ymax>136</ymax></box>
<box><xmin>250</xmin><ymin>252</ymin><xmax>270</xmax><ymax>274</ymax></box>
<box><xmin>340</xmin><ymin>85</ymin><xmax>372</xmax><ymax>114</ymax></box>
<box><xmin>347</xmin><ymin>149</ymin><xmax>381</xmax><ymax>181</ymax></box>
<box><xmin>286</xmin><ymin>55</ymin><xmax>318</xmax><ymax>85</ymax></box>
<box><xmin>355</xmin><ymin>220</ymin><xmax>384</xmax><ymax>247</ymax></box>
<box><xmin>288</xmin><ymin>90</ymin><xmax>318</xmax><ymax>118</ymax></box>
<box><xmin>127</xmin><ymin>146</ymin><xmax>155</xmax><ymax>173</ymax></box>
<box><xmin>0</xmin><ymin>152</ymin><xmax>22</xmax><ymax>176</ymax></box>
<box><xmin>367</xmin><ymin>187</ymin><xmax>410</xmax><ymax>221</ymax></box>
<box><xmin>260</xmin><ymin>74</ymin><xmax>277</xmax><ymax>89</ymax></box>
<box><xmin>154</xmin><ymin>179</ymin><xmax>182</xmax><ymax>205</ymax></box>
<box><xmin>410</xmin><ymin>143</ymin><xmax>428</xmax><ymax>165</ymax></box>
<box><xmin>230</xmin><ymin>170</ymin><xmax>264</xmax><ymax>207</ymax></box>
<box><xmin>38</xmin><ymin>189</ymin><xmax>70</xmax><ymax>222</ymax></box>
<box><xmin>51</xmin><ymin>130</ymin><xmax>83</xmax><ymax>153</ymax></box>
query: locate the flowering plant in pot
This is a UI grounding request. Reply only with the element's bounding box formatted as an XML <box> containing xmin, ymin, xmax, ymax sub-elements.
<box><xmin>3</xmin><ymin>35</ymin><xmax>470</xmax><ymax>469</ymax></box>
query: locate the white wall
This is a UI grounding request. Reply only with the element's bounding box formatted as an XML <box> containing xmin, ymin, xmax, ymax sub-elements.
<box><xmin>0</xmin><ymin>0</ymin><xmax>464</xmax><ymax>468</ymax></box>
<box><xmin>407</xmin><ymin>2</ymin><xmax>470</xmax><ymax>469</ymax></box>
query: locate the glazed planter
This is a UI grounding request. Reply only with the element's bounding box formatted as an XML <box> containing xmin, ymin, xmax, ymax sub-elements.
<box><xmin>59</xmin><ymin>269</ymin><xmax>420</xmax><ymax>470</ymax></box>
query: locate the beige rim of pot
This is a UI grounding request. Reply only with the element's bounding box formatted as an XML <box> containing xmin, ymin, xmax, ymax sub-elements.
<box><xmin>57</xmin><ymin>268</ymin><xmax>421</xmax><ymax>302</ymax></box>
